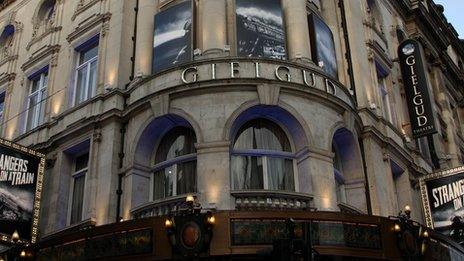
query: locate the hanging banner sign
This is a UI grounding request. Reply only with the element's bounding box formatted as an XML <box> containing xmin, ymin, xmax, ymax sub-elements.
<box><xmin>398</xmin><ymin>39</ymin><xmax>437</xmax><ymax>139</ymax></box>
<box><xmin>420</xmin><ymin>166</ymin><xmax>464</xmax><ymax>239</ymax></box>
<box><xmin>0</xmin><ymin>138</ymin><xmax>45</xmax><ymax>243</ymax></box>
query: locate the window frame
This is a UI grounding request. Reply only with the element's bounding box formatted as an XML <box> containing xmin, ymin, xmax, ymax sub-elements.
<box><xmin>230</xmin><ymin>119</ymin><xmax>298</xmax><ymax>192</ymax></box>
<box><xmin>25</xmin><ymin>70</ymin><xmax>48</xmax><ymax>131</ymax></box>
<box><xmin>150</xmin><ymin>127</ymin><xmax>197</xmax><ymax>201</ymax></box>
<box><xmin>73</xmin><ymin>38</ymin><xmax>99</xmax><ymax>106</ymax></box>
<box><xmin>0</xmin><ymin>89</ymin><xmax>5</xmax><ymax>124</ymax></box>
<box><xmin>67</xmin><ymin>151</ymin><xmax>89</xmax><ymax>225</ymax></box>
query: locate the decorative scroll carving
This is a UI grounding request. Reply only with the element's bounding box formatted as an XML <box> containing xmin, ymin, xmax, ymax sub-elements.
<box><xmin>71</xmin><ymin>0</ymin><xmax>104</xmax><ymax>21</ymax></box>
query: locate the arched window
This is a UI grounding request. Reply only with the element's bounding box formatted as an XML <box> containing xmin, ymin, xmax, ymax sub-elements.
<box><xmin>332</xmin><ymin>144</ymin><xmax>346</xmax><ymax>204</ymax></box>
<box><xmin>0</xmin><ymin>24</ymin><xmax>14</xmax><ymax>50</ymax></box>
<box><xmin>153</xmin><ymin>127</ymin><xmax>197</xmax><ymax>200</ymax></box>
<box><xmin>37</xmin><ymin>0</ymin><xmax>56</xmax><ymax>22</ymax></box>
<box><xmin>367</xmin><ymin>0</ymin><xmax>384</xmax><ymax>33</ymax></box>
<box><xmin>231</xmin><ymin>119</ymin><xmax>295</xmax><ymax>191</ymax></box>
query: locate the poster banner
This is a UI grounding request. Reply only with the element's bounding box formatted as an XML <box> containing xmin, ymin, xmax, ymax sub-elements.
<box><xmin>308</xmin><ymin>13</ymin><xmax>338</xmax><ymax>79</ymax></box>
<box><xmin>0</xmin><ymin>138</ymin><xmax>45</xmax><ymax>243</ymax></box>
<box><xmin>152</xmin><ymin>0</ymin><xmax>193</xmax><ymax>74</ymax></box>
<box><xmin>420</xmin><ymin>166</ymin><xmax>464</xmax><ymax>239</ymax></box>
<box><xmin>398</xmin><ymin>39</ymin><xmax>437</xmax><ymax>138</ymax></box>
<box><xmin>236</xmin><ymin>0</ymin><xmax>286</xmax><ymax>60</ymax></box>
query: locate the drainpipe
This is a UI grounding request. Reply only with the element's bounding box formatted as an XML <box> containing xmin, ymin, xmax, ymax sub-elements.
<box><xmin>116</xmin><ymin>0</ymin><xmax>138</xmax><ymax>223</ymax></box>
<box><xmin>338</xmin><ymin>0</ymin><xmax>357</xmax><ymax>106</ymax></box>
<box><xmin>129</xmin><ymin>0</ymin><xmax>139</xmax><ymax>82</ymax></box>
<box><xmin>116</xmin><ymin>125</ymin><xmax>126</xmax><ymax>223</ymax></box>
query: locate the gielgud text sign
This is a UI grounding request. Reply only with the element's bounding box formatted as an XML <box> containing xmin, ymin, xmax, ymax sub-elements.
<box><xmin>0</xmin><ymin>138</ymin><xmax>44</xmax><ymax>243</ymax></box>
<box><xmin>398</xmin><ymin>39</ymin><xmax>437</xmax><ymax>139</ymax></box>
<box><xmin>420</xmin><ymin>166</ymin><xmax>464</xmax><ymax>236</ymax></box>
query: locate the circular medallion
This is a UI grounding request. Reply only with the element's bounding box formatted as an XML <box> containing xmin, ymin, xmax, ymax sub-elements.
<box><xmin>181</xmin><ymin>221</ymin><xmax>201</xmax><ymax>248</ymax></box>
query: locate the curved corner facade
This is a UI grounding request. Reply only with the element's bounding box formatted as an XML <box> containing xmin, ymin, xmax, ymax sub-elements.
<box><xmin>0</xmin><ymin>0</ymin><xmax>464</xmax><ymax>259</ymax></box>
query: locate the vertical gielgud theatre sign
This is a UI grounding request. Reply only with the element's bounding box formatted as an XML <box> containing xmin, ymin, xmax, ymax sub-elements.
<box><xmin>420</xmin><ymin>167</ymin><xmax>464</xmax><ymax>237</ymax></box>
<box><xmin>0</xmin><ymin>138</ymin><xmax>44</xmax><ymax>243</ymax></box>
<box><xmin>398</xmin><ymin>39</ymin><xmax>437</xmax><ymax>138</ymax></box>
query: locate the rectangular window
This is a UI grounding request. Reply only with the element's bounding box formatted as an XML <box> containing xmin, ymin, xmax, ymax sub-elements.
<box><xmin>74</xmin><ymin>40</ymin><xmax>98</xmax><ymax>105</ymax></box>
<box><xmin>26</xmin><ymin>70</ymin><xmax>48</xmax><ymax>131</ymax></box>
<box><xmin>231</xmin><ymin>155</ymin><xmax>294</xmax><ymax>191</ymax></box>
<box><xmin>70</xmin><ymin>152</ymin><xmax>89</xmax><ymax>225</ymax></box>
<box><xmin>378</xmin><ymin>75</ymin><xmax>392</xmax><ymax>122</ymax></box>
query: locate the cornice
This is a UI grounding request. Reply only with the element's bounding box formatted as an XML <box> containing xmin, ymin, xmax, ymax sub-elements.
<box><xmin>71</xmin><ymin>0</ymin><xmax>104</xmax><ymax>22</ymax></box>
<box><xmin>21</xmin><ymin>44</ymin><xmax>60</xmax><ymax>72</ymax></box>
<box><xmin>66</xmin><ymin>12</ymin><xmax>111</xmax><ymax>43</ymax></box>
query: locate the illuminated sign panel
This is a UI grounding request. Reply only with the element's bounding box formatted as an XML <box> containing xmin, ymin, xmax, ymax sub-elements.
<box><xmin>420</xmin><ymin>166</ymin><xmax>464</xmax><ymax>238</ymax></box>
<box><xmin>152</xmin><ymin>0</ymin><xmax>193</xmax><ymax>73</ymax></box>
<box><xmin>236</xmin><ymin>0</ymin><xmax>286</xmax><ymax>60</ymax></box>
<box><xmin>0</xmin><ymin>138</ymin><xmax>45</xmax><ymax>243</ymax></box>
<box><xmin>398</xmin><ymin>39</ymin><xmax>437</xmax><ymax>138</ymax></box>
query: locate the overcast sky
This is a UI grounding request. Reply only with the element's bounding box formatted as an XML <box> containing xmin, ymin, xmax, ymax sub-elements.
<box><xmin>434</xmin><ymin>0</ymin><xmax>464</xmax><ymax>37</ymax></box>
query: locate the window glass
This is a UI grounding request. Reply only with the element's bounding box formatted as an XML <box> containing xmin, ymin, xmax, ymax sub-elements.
<box><xmin>70</xmin><ymin>174</ymin><xmax>85</xmax><ymax>224</ymax></box>
<box><xmin>70</xmin><ymin>152</ymin><xmax>89</xmax><ymax>225</ymax></box>
<box><xmin>234</xmin><ymin>119</ymin><xmax>291</xmax><ymax>151</ymax></box>
<box><xmin>155</xmin><ymin>127</ymin><xmax>196</xmax><ymax>163</ymax></box>
<box><xmin>231</xmin><ymin>155</ymin><xmax>263</xmax><ymax>190</ymax></box>
<box><xmin>153</xmin><ymin>127</ymin><xmax>197</xmax><ymax>200</ymax></box>
<box><xmin>26</xmin><ymin>71</ymin><xmax>48</xmax><ymax>131</ymax></box>
<box><xmin>231</xmin><ymin>118</ymin><xmax>295</xmax><ymax>191</ymax></box>
<box><xmin>0</xmin><ymin>92</ymin><xmax>5</xmax><ymax>122</ymax></box>
<box><xmin>79</xmin><ymin>44</ymin><xmax>98</xmax><ymax>65</ymax></box>
<box><xmin>267</xmin><ymin>157</ymin><xmax>294</xmax><ymax>190</ymax></box>
<box><xmin>75</xmin><ymin>39</ymin><xmax>99</xmax><ymax>105</ymax></box>
<box><xmin>75</xmin><ymin>153</ymin><xmax>89</xmax><ymax>172</ymax></box>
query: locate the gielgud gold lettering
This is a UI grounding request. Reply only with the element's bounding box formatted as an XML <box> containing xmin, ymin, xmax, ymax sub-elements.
<box><xmin>180</xmin><ymin>62</ymin><xmax>336</xmax><ymax>96</ymax></box>
<box><xmin>405</xmin><ymin>55</ymin><xmax>427</xmax><ymax>127</ymax></box>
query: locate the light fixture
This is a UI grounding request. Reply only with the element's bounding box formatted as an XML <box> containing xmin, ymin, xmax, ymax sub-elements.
<box><xmin>404</xmin><ymin>205</ymin><xmax>411</xmax><ymax>217</ymax></box>
<box><xmin>394</xmin><ymin>223</ymin><xmax>401</xmax><ymax>233</ymax></box>
<box><xmin>423</xmin><ymin>230</ymin><xmax>429</xmax><ymax>238</ymax></box>
<box><xmin>186</xmin><ymin>195</ymin><xmax>194</xmax><ymax>203</ymax></box>
<box><xmin>20</xmin><ymin>250</ymin><xmax>26</xmax><ymax>257</ymax></box>
<box><xmin>207</xmin><ymin>215</ymin><xmax>215</xmax><ymax>225</ymax></box>
<box><xmin>11</xmin><ymin>230</ymin><xmax>19</xmax><ymax>243</ymax></box>
<box><xmin>119</xmin><ymin>217</ymin><xmax>124</xmax><ymax>222</ymax></box>
<box><xmin>165</xmin><ymin>218</ymin><xmax>173</xmax><ymax>229</ymax></box>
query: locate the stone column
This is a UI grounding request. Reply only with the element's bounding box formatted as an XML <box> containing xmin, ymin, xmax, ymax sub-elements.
<box><xmin>306</xmin><ymin>151</ymin><xmax>338</xmax><ymax>211</ymax></box>
<box><xmin>434</xmin><ymin>66</ymin><xmax>460</xmax><ymax>167</ymax></box>
<box><xmin>282</xmin><ymin>0</ymin><xmax>312</xmax><ymax>62</ymax></box>
<box><xmin>199</xmin><ymin>0</ymin><xmax>227</xmax><ymax>57</ymax></box>
<box><xmin>134</xmin><ymin>0</ymin><xmax>157</xmax><ymax>76</ymax></box>
<box><xmin>121</xmin><ymin>165</ymin><xmax>151</xmax><ymax>220</ymax></box>
<box><xmin>195</xmin><ymin>141</ymin><xmax>232</xmax><ymax>210</ymax></box>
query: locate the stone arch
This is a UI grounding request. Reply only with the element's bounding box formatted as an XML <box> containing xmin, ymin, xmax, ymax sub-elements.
<box><xmin>132</xmin><ymin>111</ymin><xmax>201</xmax><ymax>168</ymax></box>
<box><xmin>226</xmin><ymin>103</ymin><xmax>313</xmax><ymax>196</ymax></box>
<box><xmin>33</xmin><ymin>0</ymin><xmax>57</xmax><ymax>23</ymax></box>
<box><xmin>0</xmin><ymin>24</ymin><xmax>15</xmax><ymax>48</ymax></box>
<box><xmin>330</xmin><ymin>125</ymin><xmax>367</xmax><ymax>212</ymax></box>
<box><xmin>223</xmin><ymin>100</ymin><xmax>312</xmax><ymax>152</ymax></box>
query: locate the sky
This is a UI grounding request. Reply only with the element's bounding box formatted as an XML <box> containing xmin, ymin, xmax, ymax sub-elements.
<box><xmin>434</xmin><ymin>0</ymin><xmax>464</xmax><ymax>37</ymax></box>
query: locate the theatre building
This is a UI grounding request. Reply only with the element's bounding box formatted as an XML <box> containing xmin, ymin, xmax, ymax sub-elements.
<box><xmin>0</xmin><ymin>0</ymin><xmax>464</xmax><ymax>259</ymax></box>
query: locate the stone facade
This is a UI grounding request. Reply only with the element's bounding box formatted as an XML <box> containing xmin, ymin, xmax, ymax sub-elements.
<box><xmin>0</xmin><ymin>0</ymin><xmax>462</xmax><ymax>240</ymax></box>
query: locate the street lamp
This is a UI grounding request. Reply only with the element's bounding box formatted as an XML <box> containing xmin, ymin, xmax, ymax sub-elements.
<box><xmin>404</xmin><ymin>205</ymin><xmax>411</xmax><ymax>218</ymax></box>
<box><xmin>164</xmin><ymin>195</ymin><xmax>215</xmax><ymax>258</ymax></box>
<box><xmin>391</xmin><ymin>205</ymin><xmax>430</xmax><ymax>258</ymax></box>
<box><xmin>11</xmin><ymin>230</ymin><xmax>19</xmax><ymax>243</ymax></box>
